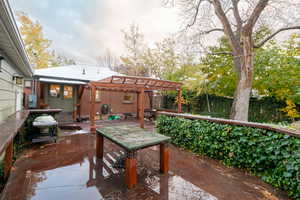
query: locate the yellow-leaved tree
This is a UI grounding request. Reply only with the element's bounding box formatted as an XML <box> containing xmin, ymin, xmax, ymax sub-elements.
<box><xmin>16</xmin><ymin>11</ymin><xmax>53</xmax><ymax>69</ymax></box>
<box><xmin>281</xmin><ymin>100</ymin><xmax>300</xmax><ymax>121</ymax></box>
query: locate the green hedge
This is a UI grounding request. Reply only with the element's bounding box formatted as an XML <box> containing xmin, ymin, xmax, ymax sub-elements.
<box><xmin>156</xmin><ymin>115</ymin><xmax>300</xmax><ymax>199</ymax></box>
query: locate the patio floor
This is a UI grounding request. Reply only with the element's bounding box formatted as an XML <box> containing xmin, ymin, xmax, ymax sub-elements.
<box><xmin>1</xmin><ymin>120</ymin><xmax>289</xmax><ymax>200</ymax></box>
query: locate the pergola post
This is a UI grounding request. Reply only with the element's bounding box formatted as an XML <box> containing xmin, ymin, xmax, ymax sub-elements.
<box><xmin>75</xmin><ymin>85</ymin><xmax>84</xmax><ymax>121</ymax></box>
<box><xmin>36</xmin><ymin>81</ymin><xmax>41</xmax><ymax>108</ymax></box>
<box><xmin>90</xmin><ymin>84</ymin><xmax>96</xmax><ymax>134</ymax></box>
<box><xmin>72</xmin><ymin>86</ymin><xmax>77</xmax><ymax>121</ymax></box>
<box><xmin>136</xmin><ymin>92</ymin><xmax>140</xmax><ymax>119</ymax></box>
<box><xmin>178</xmin><ymin>89</ymin><xmax>182</xmax><ymax>113</ymax></box>
<box><xmin>138</xmin><ymin>88</ymin><xmax>145</xmax><ymax>128</ymax></box>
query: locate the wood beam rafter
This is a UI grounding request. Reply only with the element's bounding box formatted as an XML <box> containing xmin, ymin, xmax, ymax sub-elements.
<box><xmin>100</xmin><ymin>76</ymin><xmax>182</xmax><ymax>87</ymax></box>
<box><xmin>91</xmin><ymin>82</ymin><xmax>181</xmax><ymax>91</ymax></box>
<box><xmin>95</xmin><ymin>87</ymin><xmax>138</xmax><ymax>93</ymax></box>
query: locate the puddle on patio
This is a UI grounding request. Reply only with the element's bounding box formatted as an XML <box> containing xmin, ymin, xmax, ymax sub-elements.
<box><xmin>1</xmin><ymin>133</ymin><xmax>289</xmax><ymax>200</ymax></box>
<box><xmin>24</xmin><ymin>157</ymin><xmax>217</xmax><ymax>200</ymax></box>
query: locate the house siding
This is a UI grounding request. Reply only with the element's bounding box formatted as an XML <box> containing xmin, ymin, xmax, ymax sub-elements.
<box><xmin>0</xmin><ymin>59</ymin><xmax>24</xmax><ymax>122</ymax></box>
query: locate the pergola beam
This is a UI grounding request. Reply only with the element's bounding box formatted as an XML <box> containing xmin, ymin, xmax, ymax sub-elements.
<box><xmin>92</xmin><ymin>82</ymin><xmax>180</xmax><ymax>91</ymax></box>
<box><xmin>108</xmin><ymin>75</ymin><xmax>182</xmax><ymax>85</ymax></box>
<box><xmin>95</xmin><ymin>87</ymin><xmax>138</xmax><ymax>93</ymax></box>
<box><xmin>99</xmin><ymin>76</ymin><xmax>182</xmax><ymax>88</ymax></box>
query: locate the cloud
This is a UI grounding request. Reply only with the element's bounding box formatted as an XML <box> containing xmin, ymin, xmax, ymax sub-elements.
<box><xmin>73</xmin><ymin>0</ymin><xmax>180</xmax><ymax>62</ymax></box>
<box><xmin>10</xmin><ymin>0</ymin><xmax>180</xmax><ymax>64</ymax></box>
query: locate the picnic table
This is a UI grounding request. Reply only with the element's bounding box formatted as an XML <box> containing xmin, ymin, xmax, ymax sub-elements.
<box><xmin>96</xmin><ymin>124</ymin><xmax>170</xmax><ymax>189</ymax></box>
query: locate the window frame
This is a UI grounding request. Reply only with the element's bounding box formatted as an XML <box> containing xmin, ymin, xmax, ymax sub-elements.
<box><xmin>95</xmin><ymin>89</ymin><xmax>101</xmax><ymax>102</ymax></box>
<box><xmin>49</xmin><ymin>84</ymin><xmax>61</xmax><ymax>98</ymax></box>
<box><xmin>63</xmin><ymin>85</ymin><xmax>73</xmax><ymax>99</ymax></box>
<box><xmin>123</xmin><ymin>93</ymin><xmax>133</xmax><ymax>104</ymax></box>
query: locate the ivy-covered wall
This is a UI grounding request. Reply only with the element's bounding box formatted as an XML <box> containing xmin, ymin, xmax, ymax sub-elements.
<box><xmin>156</xmin><ymin>115</ymin><xmax>300</xmax><ymax>199</ymax></box>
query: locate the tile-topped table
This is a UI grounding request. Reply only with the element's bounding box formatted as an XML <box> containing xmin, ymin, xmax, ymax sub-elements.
<box><xmin>96</xmin><ymin>124</ymin><xmax>170</xmax><ymax>188</ymax></box>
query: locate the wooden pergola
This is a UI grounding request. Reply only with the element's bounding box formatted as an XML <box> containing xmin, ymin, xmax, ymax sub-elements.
<box><xmin>89</xmin><ymin>75</ymin><xmax>183</xmax><ymax>133</ymax></box>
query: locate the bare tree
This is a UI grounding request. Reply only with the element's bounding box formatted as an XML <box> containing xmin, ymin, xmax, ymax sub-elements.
<box><xmin>120</xmin><ymin>24</ymin><xmax>150</xmax><ymax>76</ymax></box>
<box><xmin>97</xmin><ymin>49</ymin><xmax>120</xmax><ymax>72</ymax></box>
<box><xmin>166</xmin><ymin>0</ymin><xmax>300</xmax><ymax>121</ymax></box>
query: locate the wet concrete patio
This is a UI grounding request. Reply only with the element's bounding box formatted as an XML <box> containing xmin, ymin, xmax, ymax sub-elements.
<box><xmin>1</xmin><ymin>120</ymin><xmax>289</xmax><ymax>200</ymax></box>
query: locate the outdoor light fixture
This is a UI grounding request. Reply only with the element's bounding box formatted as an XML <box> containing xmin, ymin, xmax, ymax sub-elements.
<box><xmin>0</xmin><ymin>55</ymin><xmax>4</xmax><ymax>72</ymax></box>
<box><xmin>12</xmin><ymin>74</ymin><xmax>24</xmax><ymax>85</ymax></box>
<box><xmin>24</xmin><ymin>80</ymin><xmax>32</xmax><ymax>88</ymax></box>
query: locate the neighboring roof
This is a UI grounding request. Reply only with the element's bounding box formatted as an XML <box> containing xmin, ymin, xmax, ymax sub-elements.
<box><xmin>34</xmin><ymin>65</ymin><xmax>119</xmax><ymax>82</ymax></box>
<box><xmin>0</xmin><ymin>0</ymin><xmax>33</xmax><ymax>77</ymax></box>
<box><xmin>91</xmin><ymin>75</ymin><xmax>182</xmax><ymax>92</ymax></box>
<box><xmin>39</xmin><ymin>78</ymin><xmax>87</xmax><ymax>85</ymax></box>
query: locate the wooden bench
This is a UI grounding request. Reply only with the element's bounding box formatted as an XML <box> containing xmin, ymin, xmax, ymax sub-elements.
<box><xmin>96</xmin><ymin>124</ymin><xmax>170</xmax><ymax>189</ymax></box>
<box><xmin>0</xmin><ymin>110</ymin><xmax>29</xmax><ymax>179</ymax></box>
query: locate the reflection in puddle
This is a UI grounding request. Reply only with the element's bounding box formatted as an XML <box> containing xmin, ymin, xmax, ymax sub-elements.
<box><xmin>26</xmin><ymin>158</ymin><xmax>104</xmax><ymax>200</ymax></box>
<box><xmin>168</xmin><ymin>175</ymin><xmax>217</xmax><ymax>200</ymax></box>
<box><xmin>25</xmin><ymin>152</ymin><xmax>217</xmax><ymax>200</ymax></box>
<box><xmin>147</xmin><ymin>174</ymin><xmax>218</xmax><ymax>200</ymax></box>
<box><xmin>61</xmin><ymin>129</ymin><xmax>89</xmax><ymax>136</ymax></box>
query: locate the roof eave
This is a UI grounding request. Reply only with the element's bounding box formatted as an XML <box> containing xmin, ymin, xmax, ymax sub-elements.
<box><xmin>34</xmin><ymin>74</ymin><xmax>90</xmax><ymax>83</ymax></box>
<box><xmin>0</xmin><ymin>0</ymin><xmax>33</xmax><ymax>77</ymax></box>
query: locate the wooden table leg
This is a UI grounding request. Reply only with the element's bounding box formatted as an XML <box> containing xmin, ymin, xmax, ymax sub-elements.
<box><xmin>160</xmin><ymin>143</ymin><xmax>169</xmax><ymax>174</ymax></box>
<box><xmin>160</xmin><ymin>174</ymin><xmax>169</xmax><ymax>199</ymax></box>
<box><xmin>4</xmin><ymin>139</ymin><xmax>14</xmax><ymax>180</ymax></box>
<box><xmin>96</xmin><ymin>134</ymin><xmax>103</xmax><ymax>159</ymax></box>
<box><xmin>95</xmin><ymin>157</ymin><xmax>104</xmax><ymax>180</ymax></box>
<box><xmin>125</xmin><ymin>151</ymin><xmax>137</xmax><ymax>189</ymax></box>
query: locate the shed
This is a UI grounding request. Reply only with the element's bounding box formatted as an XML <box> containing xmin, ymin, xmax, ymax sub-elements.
<box><xmin>27</xmin><ymin>65</ymin><xmax>119</xmax><ymax>122</ymax></box>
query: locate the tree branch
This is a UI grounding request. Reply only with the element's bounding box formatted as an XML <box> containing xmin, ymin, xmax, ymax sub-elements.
<box><xmin>231</xmin><ymin>0</ymin><xmax>242</xmax><ymax>39</ymax></box>
<box><xmin>191</xmin><ymin>50</ymin><xmax>233</xmax><ymax>56</ymax></box>
<box><xmin>186</xmin><ymin>0</ymin><xmax>203</xmax><ymax>28</ymax></box>
<box><xmin>254</xmin><ymin>26</ymin><xmax>300</xmax><ymax>48</ymax></box>
<box><xmin>210</xmin><ymin>51</ymin><xmax>233</xmax><ymax>55</ymax></box>
<box><xmin>244</xmin><ymin>0</ymin><xmax>269</xmax><ymax>32</ymax></box>
<box><xmin>199</xmin><ymin>28</ymin><xmax>224</xmax><ymax>35</ymax></box>
<box><xmin>211</xmin><ymin>0</ymin><xmax>240</xmax><ymax>52</ymax></box>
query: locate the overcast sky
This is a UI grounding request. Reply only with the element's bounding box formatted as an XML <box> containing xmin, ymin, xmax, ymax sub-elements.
<box><xmin>10</xmin><ymin>0</ymin><xmax>181</xmax><ymax>65</ymax></box>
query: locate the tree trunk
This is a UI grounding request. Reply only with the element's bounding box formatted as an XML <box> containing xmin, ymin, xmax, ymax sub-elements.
<box><xmin>230</xmin><ymin>34</ymin><xmax>254</xmax><ymax>121</ymax></box>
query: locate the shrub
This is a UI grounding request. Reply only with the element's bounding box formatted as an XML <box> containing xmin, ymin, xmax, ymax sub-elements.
<box><xmin>156</xmin><ymin>115</ymin><xmax>300</xmax><ymax>199</ymax></box>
